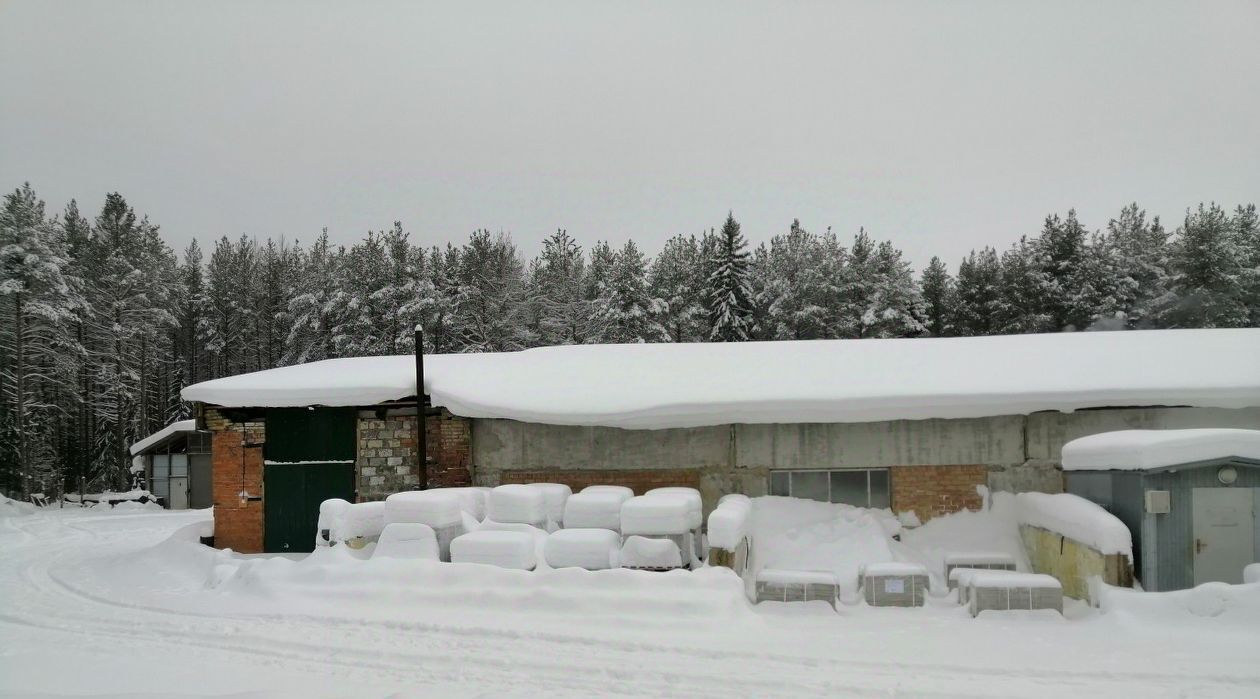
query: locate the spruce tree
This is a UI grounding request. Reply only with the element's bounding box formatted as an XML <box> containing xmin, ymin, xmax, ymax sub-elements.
<box><xmin>919</xmin><ymin>256</ymin><xmax>954</xmax><ymax>337</ymax></box>
<box><xmin>952</xmin><ymin>247</ymin><xmax>1002</xmax><ymax>336</ymax></box>
<box><xmin>596</xmin><ymin>241</ymin><xmax>667</xmax><ymax>343</ymax></box>
<box><xmin>707</xmin><ymin>212</ymin><xmax>754</xmax><ymax>342</ymax></box>
<box><xmin>1160</xmin><ymin>203</ymin><xmax>1249</xmax><ymax>328</ymax></box>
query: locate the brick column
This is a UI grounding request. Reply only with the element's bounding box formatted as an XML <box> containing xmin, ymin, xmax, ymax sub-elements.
<box><xmin>425</xmin><ymin>409</ymin><xmax>472</xmax><ymax>487</ymax></box>
<box><xmin>206</xmin><ymin>408</ymin><xmax>265</xmax><ymax>552</ymax></box>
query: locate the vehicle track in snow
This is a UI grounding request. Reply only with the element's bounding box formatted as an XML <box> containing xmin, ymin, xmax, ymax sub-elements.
<box><xmin>2</xmin><ymin>511</ymin><xmax>1258</xmax><ymax>698</ymax></box>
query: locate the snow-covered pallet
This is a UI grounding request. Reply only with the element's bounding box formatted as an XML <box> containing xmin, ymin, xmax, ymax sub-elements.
<box><xmin>968</xmin><ymin>573</ymin><xmax>1063</xmax><ymax>616</ymax></box>
<box><xmin>861</xmin><ymin>562</ymin><xmax>929</xmax><ymax>607</ymax></box>
<box><xmin>755</xmin><ymin>569</ymin><xmax>838</xmax><ymax>609</ymax></box>
<box><xmin>944</xmin><ymin>553</ymin><xmax>1016</xmax><ymax>588</ymax></box>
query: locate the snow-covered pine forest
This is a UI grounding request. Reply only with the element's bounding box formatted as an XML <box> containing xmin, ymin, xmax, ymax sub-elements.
<box><xmin>2</xmin><ymin>182</ymin><xmax>1259</xmax><ymax>499</ymax></box>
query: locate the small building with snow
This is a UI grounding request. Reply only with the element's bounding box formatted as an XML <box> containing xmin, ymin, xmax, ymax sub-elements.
<box><xmin>180</xmin><ymin>328</ymin><xmax>1260</xmax><ymax>554</ymax></box>
<box><xmin>129</xmin><ymin>419</ymin><xmax>212</xmax><ymax>510</ymax></box>
<box><xmin>1063</xmin><ymin>429</ymin><xmax>1260</xmax><ymax>591</ymax></box>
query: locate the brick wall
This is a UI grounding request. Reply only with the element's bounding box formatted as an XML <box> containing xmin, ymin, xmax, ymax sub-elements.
<box><xmin>357</xmin><ymin>412</ymin><xmax>420</xmax><ymax>501</ymax></box>
<box><xmin>206</xmin><ymin>407</ymin><xmax>265</xmax><ymax>553</ymax></box>
<box><xmin>890</xmin><ymin>464</ymin><xmax>987</xmax><ymax>521</ymax></box>
<box><xmin>426</xmin><ymin>410</ymin><xmax>472</xmax><ymax>488</ymax></box>
<box><xmin>498</xmin><ymin>468</ymin><xmax>702</xmax><ymax>494</ymax></box>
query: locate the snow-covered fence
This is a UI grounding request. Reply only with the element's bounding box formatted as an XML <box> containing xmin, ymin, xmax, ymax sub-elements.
<box><xmin>706</xmin><ymin>495</ymin><xmax>751</xmax><ymax>575</ymax></box>
<box><xmin>1015</xmin><ymin>492</ymin><xmax>1134</xmax><ymax>602</ymax></box>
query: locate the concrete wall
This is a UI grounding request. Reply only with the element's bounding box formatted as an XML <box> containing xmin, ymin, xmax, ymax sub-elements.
<box><xmin>471</xmin><ymin>406</ymin><xmax>1260</xmax><ymax>514</ymax></box>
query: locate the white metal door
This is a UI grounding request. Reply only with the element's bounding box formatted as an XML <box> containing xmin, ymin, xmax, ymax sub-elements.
<box><xmin>168</xmin><ymin>477</ymin><xmax>189</xmax><ymax>510</ymax></box>
<box><xmin>1192</xmin><ymin>488</ymin><xmax>1254</xmax><ymax>585</ymax></box>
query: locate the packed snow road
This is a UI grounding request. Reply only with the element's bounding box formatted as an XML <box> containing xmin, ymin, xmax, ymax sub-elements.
<box><xmin>2</xmin><ymin>509</ymin><xmax>1258</xmax><ymax>698</ymax></box>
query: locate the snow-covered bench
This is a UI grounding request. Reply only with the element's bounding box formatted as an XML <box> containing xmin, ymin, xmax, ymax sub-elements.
<box><xmin>967</xmin><ymin>572</ymin><xmax>1063</xmax><ymax>616</ymax></box>
<box><xmin>755</xmin><ymin>569</ymin><xmax>839</xmax><ymax>608</ymax></box>
<box><xmin>861</xmin><ymin>562</ymin><xmax>929</xmax><ymax>607</ymax></box>
<box><xmin>944</xmin><ymin>552</ymin><xmax>1016</xmax><ymax>587</ymax></box>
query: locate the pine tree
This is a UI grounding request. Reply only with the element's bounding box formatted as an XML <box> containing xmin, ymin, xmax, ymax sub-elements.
<box><xmin>1232</xmin><ymin>204</ymin><xmax>1260</xmax><ymax>326</ymax></box>
<box><xmin>859</xmin><ymin>240</ymin><xmax>925</xmax><ymax>338</ymax></box>
<box><xmin>761</xmin><ymin>220</ymin><xmax>834</xmax><ymax>340</ymax></box>
<box><xmin>454</xmin><ymin>230</ymin><xmax>530</xmax><ymax>351</ymax></box>
<box><xmin>1036</xmin><ymin>211</ymin><xmax>1091</xmax><ymax>330</ymax></box>
<box><xmin>953</xmin><ymin>247</ymin><xmax>1002</xmax><ymax>336</ymax></box>
<box><xmin>1159</xmin><ymin>203</ymin><xmax>1249</xmax><ymax>328</ymax></box>
<box><xmin>531</xmin><ymin>229</ymin><xmax>594</xmax><ymax>346</ymax></box>
<box><xmin>1105</xmin><ymin>204</ymin><xmax>1170</xmax><ymax>328</ymax></box>
<box><xmin>595</xmin><ymin>240</ymin><xmax>666</xmax><ymax>343</ymax></box>
<box><xmin>649</xmin><ymin>234</ymin><xmax>708</xmax><ymax>342</ymax></box>
<box><xmin>995</xmin><ymin>237</ymin><xmax>1051</xmax><ymax>334</ymax></box>
<box><xmin>284</xmin><ymin>230</ymin><xmax>345</xmax><ymax>364</ymax></box>
<box><xmin>707</xmin><ymin>212</ymin><xmax>753</xmax><ymax>342</ymax></box>
<box><xmin>919</xmin><ymin>256</ymin><xmax>954</xmax><ymax>337</ymax></box>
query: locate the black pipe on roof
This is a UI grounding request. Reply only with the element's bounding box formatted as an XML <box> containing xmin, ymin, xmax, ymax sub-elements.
<box><xmin>415</xmin><ymin>326</ymin><xmax>428</xmax><ymax>489</ymax></box>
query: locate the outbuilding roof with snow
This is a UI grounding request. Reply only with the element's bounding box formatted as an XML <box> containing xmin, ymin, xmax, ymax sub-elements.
<box><xmin>1061</xmin><ymin>429</ymin><xmax>1260</xmax><ymax>471</ymax></box>
<box><xmin>129</xmin><ymin>419</ymin><xmax>199</xmax><ymax>456</ymax></box>
<box><xmin>181</xmin><ymin>328</ymin><xmax>1260</xmax><ymax>430</ymax></box>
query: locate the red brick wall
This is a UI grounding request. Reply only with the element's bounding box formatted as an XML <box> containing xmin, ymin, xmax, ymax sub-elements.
<box><xmin>890</xmin><ymin>464</ymin><xmax>987</xmax><ymax>521</ymax></box>
<box><xmin>207</xmin><ymin>409</ymin><xmax>265</xmax><ymax>553</ymax></box>
<box><xmin>499</xmin><ymin>468</ymin><xmax>701</xmax><ymax>494</ymax></box>
<box><xmin>426</xmin><ymin>410</ymin><xmax>471</xmax><ymax>487</ymax></box>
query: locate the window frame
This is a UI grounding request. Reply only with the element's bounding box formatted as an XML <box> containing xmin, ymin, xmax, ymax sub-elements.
<box><xmin>769</xmin><ymin>468</ymin><xmax>891</xmax><ymax>509</ymax></box>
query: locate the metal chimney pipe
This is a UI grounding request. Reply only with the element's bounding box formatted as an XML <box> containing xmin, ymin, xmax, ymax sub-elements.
<box><xmin>415</xmin><ymin>325</ymin><xmax>428</xmax><ymax>489</ymax></box>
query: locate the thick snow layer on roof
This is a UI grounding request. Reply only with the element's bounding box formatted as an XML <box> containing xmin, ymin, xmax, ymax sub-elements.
<box><xmin>181</xmin><ymin>329</ymin><xmax>1260</xmax><ymax>429</ymax></box>
<box><xmin>1061</xmin><ymin>429</ymin><xmax>1260</xmax><ymax>471</ymax></box>
<box><xmin>129</xmin><ymin>419</ymin><xmax>197</xmax><ymax>455</ymax></box>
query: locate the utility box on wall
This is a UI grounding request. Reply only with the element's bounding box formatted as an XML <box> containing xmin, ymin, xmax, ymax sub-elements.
<box><xmin>1145</xmin><ymin>490</ymin><xmax>1171</xmax><ymax>514</ymax></box>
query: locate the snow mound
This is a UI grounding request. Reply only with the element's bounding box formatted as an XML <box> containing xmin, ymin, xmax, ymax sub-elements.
<box><xmin>621</xmin><ymin>495</ymin><xmax>691</xmax><ymax>535</ymax></box>
<box><xmin>544</xmin><ymin>528</ymin><xmax>621</xmax><ymax>570</ymax></box>
<box><xmin>385</xmin><ymin>490</ymin><xmax>463</xmax><ymax>528</ymax></box>
<box><xmin>751</xmin><ymin>497</ymin><xmax>896</xmax><ymax>595</ymax></box>
<box><xmin>0</xmin><ymin>496</ymin><xmax>37</xmax><ymax>517</ymax></box>
<box><xmin>1016</xmin><ymin>492</ymin><xmax>1132</xmax><ymax>559</ymax></box>
<box><xmin>487</xmin><ymin>484</ymin><xmax>547</xmax><ymax>526</ymax></box>
<box><xmin>1062</xmin><ymin>428</ymin><xmax>1260</xmax><ymax>471</ymax></box>
<box><xmin>450</xmin><ymin>530</ymin><xmax>537</xmax><ymax>570</ymax></box>
<box><xmin>374</xmin><ymin>523</ymin><xmax>440</xmax><ymax>561</ymax></box>
<box><xmin>562</xmin><ymin>491</ymin><xmax>625</xmax><ymax>531</ymax></box>
<box><xmin>621</xmin><ymin>536</ymin><xmax>683</xmax><ymax>569</ymax></box>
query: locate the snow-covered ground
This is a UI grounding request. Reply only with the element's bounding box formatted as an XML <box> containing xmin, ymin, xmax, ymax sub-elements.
<box><xmin>2</xmin><ymin>505</ymin><xmax>1259</xmax><ymax>698</ymax></box>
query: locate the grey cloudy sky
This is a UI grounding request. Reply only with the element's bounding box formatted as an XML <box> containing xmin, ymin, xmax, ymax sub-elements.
<box><xmin>2</xmin><ymin>0</ymin><xmax>1257</xmax><ymax>268</ymax></box>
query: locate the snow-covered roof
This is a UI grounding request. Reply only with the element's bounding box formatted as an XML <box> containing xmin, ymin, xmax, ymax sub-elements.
<box><xmin>180</xmin><ymin>328</ymin><xmax>1260</xmax><ymax>430</ymax></box>
<box><xmin>129</xmin><ymin>419</ymin><xmax>198</xmax><ymax>455</ymax></box>
<box><xmin>1061</xmin><ymin>429</ymin><xmax>1260</xmax><ymax>472</ymax></box>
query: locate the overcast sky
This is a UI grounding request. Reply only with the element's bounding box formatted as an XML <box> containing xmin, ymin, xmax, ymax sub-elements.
<box><xmin>2</xmin><ymin>0</ymin><xmax>1257</xmax><ymax>268</ymax></box>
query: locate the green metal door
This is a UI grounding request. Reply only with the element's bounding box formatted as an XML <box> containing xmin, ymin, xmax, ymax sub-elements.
<box><xmin>264</xmin><ymin>461</ymin><xmax>356</xmax><ymax>553</ymax></box>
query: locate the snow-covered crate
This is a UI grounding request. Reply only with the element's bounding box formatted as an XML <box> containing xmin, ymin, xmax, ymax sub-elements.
<box><xmin>645</xmin><ymin>487</ymin><xmax>704</xmax><ymax>560</ymax></box>
<box><xmin>621</xmin><ymin>495</ymin><xmax>691</xmax><ymax>535</ymax></box>
<box><xmin>316</xmin><ymin>498</ymin><xmax>351</xmax><ymax>548</ymax></box>
<box><xmin>438</xmin><ymin>487</ymin><xmax>488</xmax><ymax>522</ymax></box>
<box><xmin>562</xmin><ymin>491</ymin><xmax>625</xmax><ymax>532</ymax></box>
<box><xmin>755</xmin><ymin>569</ymin><xmax>839</xmax><ymax>609</ymax></box>
<box><xmin>581</xmin><ymin>484</ymin><xmax>635</xmax><ymax>500</ymax></box>
<box><xmin>384</xmin><ymin>491</ymin><xmax>465</xmax><ymax>561</ymax></box>
<box><xmin>620</xmin><ymin>535</ymin><xmax>684</xmax><ymax>571</ymax></box>
<box><xmin>338</xmin><ymin>501</ymin><xmax>386</xmax><ymax>548</ymax></box>
<box><xmin>486</xmin><ymin>484</ymin><xmax>548</xmax><ymax>528</ymax></box>
<box><xmin>544</xmin><ymin>528</ymin><xmax>621</xmax><ymax>570</ymax></box>
<box><xmin>527</xmin><ymin>482</ymin><xmax>572</xmax><ymax>531</ymax></box>
<box><xmin>706</xmin><ymin>498</ymin><xmax>751</xmax><ymax>574</ymax></box>
<box><xmin>450</xmin><ymin>530</ymin><xmax>537</xmax><ymax>570</ymax></box>
<box><xmin>968</xmin><ymin>572</ymin><xmax>1063</xmax><ymax>616</ymax></box>
<box><xmin>373</xmin><ymin>523</ymin><xmax>440</xmax><ymax>561</ymax></box>
<box><xmin>944</xmin><ymin>552</ymin><xmax>1016</xmax><ymax>587</ymax></box>
<box><xmin>951</xmin><ymin>568</ymin><xmax>1019</xmax><ymax>604</ymax></box>
<box><xmin>861</xmin><ymin>562</ymin><xmax>929</xmax><ymax>607</ymax></box>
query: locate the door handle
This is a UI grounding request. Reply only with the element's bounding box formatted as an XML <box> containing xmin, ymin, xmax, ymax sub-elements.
<box><xmin>1195</xmin><ymin>538</ymin><xmax>1206</xmax><ymax>554</ymax></box>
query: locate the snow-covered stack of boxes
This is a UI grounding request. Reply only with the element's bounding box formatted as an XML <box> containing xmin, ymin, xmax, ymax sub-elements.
<box><xmin>706</xmin><ymin>494</ymin><xmax>752</xmax><ymax>575</ymax></box>
<box><xmin>315</xmin><ymin>483</ymin><xmax>713</xmax><ymax>573</ymax></box>
<box><xmin>965</xmin><ymin>572</ymin><xmax>1063</xmax><ymax>616</ymax></box>
<box><xmin>943</xmin><ymin>553</ymin><xmax>1017</xmax><ymax>588</ymax></box>
<box><xmin>861</xmin><ymin>562</ymin><xmax>930</xmax><ymax>607</ymax></box>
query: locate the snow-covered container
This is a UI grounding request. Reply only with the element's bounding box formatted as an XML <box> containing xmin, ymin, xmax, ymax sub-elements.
<box><xmin>621</xmin><ymin>495</ymin><xmax>694</xmax><ymax>567</ymax></box>
<box><xmin>450</xmin><ymin>530</ymin><xmax>537</xmax><ymax>570</ymax></box>
<box><xmin>968</xmin><ymin>572</ymin><xmax>1063</xmax><ymax>616</ymax></box>
<box><xmin>620</xmin><ymin>535</ymin><xmax>683</xmax><ymax>571</ymax></box>
<box><xmin>435</xmin><ymin>487</ymin><xmax>488</xmax><ymax>522</ymax></box>
<box><xmin>944</xmin><ymin>552</ymin><xmax>1016</xmax><ymax>586</ymax></box>
<box><xmin>562</xmin><ymin>491</ymin><xmax>626</xmax><ymax>532</ymax></box>
<box><xmin>544</xmin><ymin>528</ymin><xmax>621</xmax><ymax>570</ymax></box>
<box><xmin>706</xmin><ymin>497</ymin><xmax>752</xmax><ymax>574</ymax></box>
<box><xmin>373</xmin><ymin>523</ymin><xmax>440</xmax><ymax>561</ymax></box>
<box><xmin>384</xmin><ymin>491</ymin><xmax>465</xmax><ymax>561</ymax></box>
<box><xmin>526</xmin><ymin>482</ymin><xmax>572</xmax><ymax>531</ymax></box>
<box><xmin>755</xmin><ymin>569</ymin><xmax>839</xmax><ymax>609</ymax></box>
<box><xmin>338</xmin><ymin>501</ymin><xmax>386</xmax><ymax>548</ymax></box>
<box><xmin>646</xmin><ymin>487</ymin><xmax>704</xmax><ymax>562</ymax></box>
<box><xmin>315</xmin><ymin>498</ymin><xmax>351</xmax><ymax>548</ymax></box>
<box><xmin>861</xmin><ymin>562</ymin><xmax>929</xmax><ymax>607</ymax></box>
<box><xmin>951</xmin><ymin>568</ymin><xmax>1019</xmax><ymax>604</ymax></box>
<box><xmin>486</xmin><ymin>484</ymin><xmax>548</xmax><ymax>528</ymax></box>
<box><xmin>581</xmin><ymin>485</ymin><xmax>635</xmax><ymax>500</ymax></box>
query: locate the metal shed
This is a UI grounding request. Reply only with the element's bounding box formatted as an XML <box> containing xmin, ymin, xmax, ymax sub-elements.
<box><xmin>1063</xmin><ymin>429</ymin><xmax>1260</xmax><ymax>591</ymax></box>
<box><xmin>129</xmin><ymin>419</ymin><xmax>213</xmax><ymax>510</ymax></box>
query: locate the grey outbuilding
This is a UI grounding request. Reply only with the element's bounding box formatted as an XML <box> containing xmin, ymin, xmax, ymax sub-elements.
<box><xmin>1063</xmin><ymin>429</ymin><xmax>1260</xmax><ymax>591</ymax></box>
<box><xmin>129</xmin><ymin>419</ymin><xmax>213</xmax><ymax>510</ymax></box>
